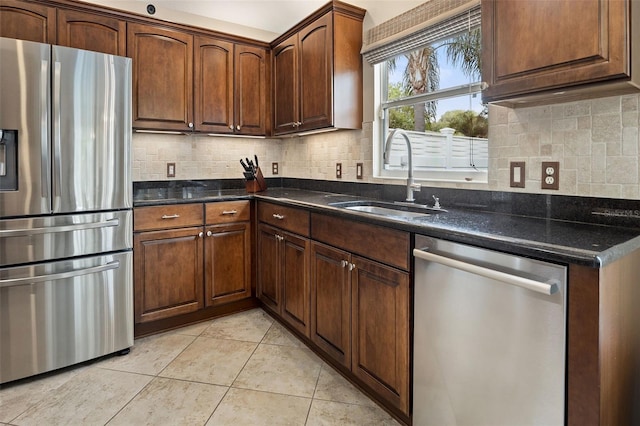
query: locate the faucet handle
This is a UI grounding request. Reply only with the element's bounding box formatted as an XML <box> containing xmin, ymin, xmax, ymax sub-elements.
<box><xmin>432</xmin><ymin>195</ymin><xmax>441</xmax><ymax>209</ymax></box>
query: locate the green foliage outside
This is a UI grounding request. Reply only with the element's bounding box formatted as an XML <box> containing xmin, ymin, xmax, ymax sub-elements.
<box><xmin>388</xmin><ymin>28</ymin><xmax>486</xmax><ymax>138</ymax></box>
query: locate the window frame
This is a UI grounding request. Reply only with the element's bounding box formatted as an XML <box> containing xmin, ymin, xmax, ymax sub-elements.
<box><xmin>372</xmin><ymin>35</ymin><xmax>488</xmax><ymax>184</ymax></box>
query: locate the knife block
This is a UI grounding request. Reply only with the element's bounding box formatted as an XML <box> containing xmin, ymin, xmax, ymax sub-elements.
<box><xmin>245</xmin><ymin>167</ymin><xmax>267</xmax><ymax>193</ymax></box>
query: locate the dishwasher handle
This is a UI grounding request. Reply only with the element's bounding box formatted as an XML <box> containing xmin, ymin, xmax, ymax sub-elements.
<box><xmin>413</xmin><ymin>248</ymin><xmax>559</xmax><ymax>296</ymax></box>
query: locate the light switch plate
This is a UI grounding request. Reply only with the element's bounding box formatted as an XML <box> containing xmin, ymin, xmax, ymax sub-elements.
<box><xmin>166</xmin><ymin>162</ymin><xmax>175</xmax><ymax>178</ymax></box>
<box><xmin>336</xmin><ymin>163</ymin><xmax>342</xmax><ymax>179</ymax></box>
<box><xmin>510</xmin><ymin>161</ymin><xmax>525</xmax><ymax>188</ymax></box>
<box><xmin>356</xmin><ymin>162</ymin><xmax>363</xmax><ymax>179</ymax></box>
<box><xmin>272</xmin><ymin>162</ymin><xmax>279</xmax><ymax>175</ymax></box>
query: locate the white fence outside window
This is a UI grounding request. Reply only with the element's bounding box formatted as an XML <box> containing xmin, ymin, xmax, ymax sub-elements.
<box><xmin>385</xmin><ymin>127</ymin><xmax>488</xmax><ymax>171</ymax></box>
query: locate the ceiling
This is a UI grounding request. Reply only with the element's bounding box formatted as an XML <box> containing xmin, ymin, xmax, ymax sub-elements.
<box><xmin>83</xmin><ymin>0</ymin><xmax>423</xmax><ymax>42</ymax></box>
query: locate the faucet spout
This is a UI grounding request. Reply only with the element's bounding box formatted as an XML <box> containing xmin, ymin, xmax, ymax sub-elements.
<box><xmin>384</xmin><ymin>129</ymin><xmax>421</xmax><ymax>202</ymax></box>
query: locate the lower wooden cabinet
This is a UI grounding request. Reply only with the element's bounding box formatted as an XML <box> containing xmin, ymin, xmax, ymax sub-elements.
<box><xmin>257</xmin><ymin>207</ymin><xmax>411</xmax><ymax>419</ymax></box>
<box><xmin>204</xmin><ymin>222</ymin><xmax>251</xmax><ymax>306</ymax></box>
<box><xmin>257</xmin><ymin>222</ymin><xmax>311</xmax><ymax>337</ymax></box>
<box><xmin>310</xmin><ymin>241</ymin><xmax>410</xmax><ymax>416</ymax></box>
<box><xmin>310</xmin><ymin>242</ymin><xmax>351</xmax><ymax>367</ymax></box>
<box><xmin>351</xmin><ymin>255</ymin><xmax>409</xmax><ymax>416</ymax></box>
<box><xmin>134</xmin><ymin>226</ymin><xmax>204</xmax><ymax>323</ymax></box>
<box><xmin>134</xmin><ymin>201</ymin><xmax>252</xmax><ymax>331</ymax></box>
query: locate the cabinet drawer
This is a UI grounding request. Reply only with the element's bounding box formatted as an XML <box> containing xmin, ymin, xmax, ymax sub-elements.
<box><xmin>258</xmin><ymin>202</ymin><xmax>310</xmax><ymax>237</ymax></box>
<box><xmin>134</xmin><ymin>204</ymin><xmax>203</xmax><ymax>231</ymax></box>
<box><xmin>311</xmin><ymin>213</ymin><xmax>410</xmax><ymax>271</ymax></box>
<box><xmin>205</xmin><ymin>200</ymin><xmax>250</xmax><ymax>224</ymax></box>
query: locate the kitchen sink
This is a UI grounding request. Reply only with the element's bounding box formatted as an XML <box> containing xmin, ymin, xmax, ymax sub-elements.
<box><xmin>329</xmin><ymin>200</ymin><xmax>446</xmax><ymax>220</ymax></box>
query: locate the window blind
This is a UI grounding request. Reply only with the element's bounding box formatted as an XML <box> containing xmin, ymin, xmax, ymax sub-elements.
<box><xmin>362</xmin><ymin>0</ymin><xmax>481</xmax><ymax>65</ymax></box>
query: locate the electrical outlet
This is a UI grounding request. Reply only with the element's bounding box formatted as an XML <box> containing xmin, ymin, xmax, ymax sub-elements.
<box><xmin>356</xmin><ymin>162</ymin><xmax>363</xmax><ymax>179</ymax></box>
<box><xmin>336</xmin><ymin>163</ymin><xmax>342</xmax><ymax>179</ymax></box>
<box><xmin>541</xmin><ymin>161</ymin><xmax>559</xmax><ymax>190</ymax></box>
<box><xmin>166</xmin><ymin>162</ymin><xmax>175</xmax><ymax>178</ymax></box>
<box><xmin>272</xmin><ymin>162</ymin><xmax>279</xmax><ymax>175</ymax></box>
<box><xmin>510</xmin><ymin>161</ymin><xmax>525</xmax><ymax>188</ymax></box>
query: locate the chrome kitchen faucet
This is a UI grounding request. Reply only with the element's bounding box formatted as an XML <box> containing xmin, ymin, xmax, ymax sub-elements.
<box><xmin>383</xmin><ymin>128</ymin><xmax>421</xmax><ymax>202</ymax></box>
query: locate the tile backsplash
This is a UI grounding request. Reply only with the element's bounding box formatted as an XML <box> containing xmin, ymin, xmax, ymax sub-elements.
<box><xmin>133</xmin><ymin>93</ymin><xmax>640</xmax><ymax>200</ymax></box>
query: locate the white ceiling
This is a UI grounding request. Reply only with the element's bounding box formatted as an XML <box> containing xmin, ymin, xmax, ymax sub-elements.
<box><xmin>83</xmin><ymin>0</ymin><xmax>423</xmax><ymax>42</ymax></box>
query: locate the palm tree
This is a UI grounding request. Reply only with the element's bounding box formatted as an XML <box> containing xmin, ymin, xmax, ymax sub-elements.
<box><xmin>390</xmin><ymin>27</ymin><xmax>482</xmax><ymax>132</ymax></box>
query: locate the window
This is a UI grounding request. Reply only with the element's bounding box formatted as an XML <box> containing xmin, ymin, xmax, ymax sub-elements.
<box><xmin>366</xmin><ymin>2</ymin><xmax>487</xmax><ymax>183</ymax></box>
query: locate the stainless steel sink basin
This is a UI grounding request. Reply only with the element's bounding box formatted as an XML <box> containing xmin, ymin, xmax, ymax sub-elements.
<box><xmin>329</xmin><ymin>200</ymin><xmax>445</xmax><ymax>220</ymax></box>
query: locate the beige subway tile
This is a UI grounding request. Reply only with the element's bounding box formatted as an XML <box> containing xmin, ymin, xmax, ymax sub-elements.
<box><xmin>621</xmin><ymin>95</ymin><xmax>638</xmax><ymax>112</ymax></box>
<box><xmin>564</xmin><ymin>102</ymin><xmax>591</xmax><ymax>117</ymax></box>
<box><xmin>592</xmin><ymin>97</ymin><xmax>621</xmax><ymax>115</ymax></box>
<box><xmin>607</xmin><ymin>156</ymin><xmax>638</xmax><ymax>184</ymax></box>
<box><xmin>591</xmin><ymin>183</ymin><xmax>622</xmax><ymax>198</ymax></box>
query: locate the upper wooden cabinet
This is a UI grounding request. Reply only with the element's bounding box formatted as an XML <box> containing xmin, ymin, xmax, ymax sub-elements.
<box><xmin>271</xmin><ymin>1</ymin><xmax>365</xmax><ymax>136</ymax></box>
<box><xmin>57</xmin><ymin>8</ymin><xmax>126</xmax><ymax>56</ymax></box>
<box><xmin>0</xmin><ymin>0</ymin><xmax>56</xmax><ymax>43</ymax></box>
<box><xmin>127</xmin><ymin>22</ymin><xmax>194</xmax><ymax>131</ymax></box>
<box><xmin>195</xmin><ymin>36</ymin><xmax>268</xmax><ymax>135</ymax></box>
<box><xmin>482</xmin><ymin>0</ymin><xmax>640</xmax><ymax>105</ymax></box>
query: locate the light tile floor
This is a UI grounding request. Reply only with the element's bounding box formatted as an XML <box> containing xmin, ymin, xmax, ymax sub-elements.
<box><xmin>0</xmin><ymin>309</ymin><xmax>400</xmax><ymax>425</ymax></box>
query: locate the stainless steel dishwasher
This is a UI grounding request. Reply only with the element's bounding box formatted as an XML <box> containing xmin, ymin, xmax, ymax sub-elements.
<box><xmin>413</xmin><ymin>235</ymin><xmax>566</xmax><ymax>426</ymax></box>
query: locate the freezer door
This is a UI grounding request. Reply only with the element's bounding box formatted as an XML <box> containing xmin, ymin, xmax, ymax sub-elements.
<box><xmin>0</xmin><ymin>38</ymin><xmax>51</xmax><ymax>217</ymax></box>
<box><xmin>0</xmin><ymin>210</ymin><xmax>132</xmax><ymax>267</ymax></box>
<box><xmin>52</xmin><ymin>45</ymin><xmax>132</xmax><ymax>213</ymax></box>
<box><xmin>0</xmin><ymin>251</ymin><xmax>133</xmax><ymax>384</ymax></box>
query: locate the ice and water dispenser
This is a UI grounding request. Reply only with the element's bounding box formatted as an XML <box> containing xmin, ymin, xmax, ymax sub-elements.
<box><xmin>0</xmin><ymin>129</ymin><xmax>18</xmax><ymax>191</ymax></box>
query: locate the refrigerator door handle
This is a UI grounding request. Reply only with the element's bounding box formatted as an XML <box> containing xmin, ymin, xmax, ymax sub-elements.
<box><xmin>41</xmin><ymin>59</ymin><xmax>50</xmax><ymax>199</ymax></box>
<box><xmin>0</xmin><ymin>218</ymin><xmax>120</xmax><ymax>237</ymax></box>
<box><xmin>52</xmin><ymin>60</ymin><xmax>62</xmax><ymax>204</ymax></box>
<box><xmin>0</xmin><ymin>260</ymin><xmax>120</xmax><ymax>288</ymax></box>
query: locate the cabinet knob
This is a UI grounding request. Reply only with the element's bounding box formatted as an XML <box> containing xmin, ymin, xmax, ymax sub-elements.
<box><xmin>236</xmin><ymin>125</ymin><xmax>241</xmax><ymax>131</ymax></box>
<box><xmin>188</xmin><ymin>122</ymin><xmax>194</xmax><ymax>128</ymax></box>
<box><xmin>229</xmin><ymin>125</ymin><xmax>234</xmax><ymax>130</ymax></box>
<box><xmin>198</xmin><ymin>231</ymin><xmax>204</xmax><ymax>238</ymax></box>
<box><xmin>348</xmin><ymin>263</ymin><xmax>356</xmax><ymax>271</ymax></box>
<box><xmin>341</xmin><ymin>260</ymin><xmax>348</xmax><ymax>268</ymax></box>
<box><xmin>206</xmin><ymin>230</ymin><xmax>213</xmax><ymax>237</ymax></box>
<box><xmin>276</xmin><ymin>234</ymin><xmax>284</xmax><ymax>242</ymax></box>
<box><xmin>272</xmin><ymin>213</ymin><xmax>285</xmax><ymax>220</ymax></box>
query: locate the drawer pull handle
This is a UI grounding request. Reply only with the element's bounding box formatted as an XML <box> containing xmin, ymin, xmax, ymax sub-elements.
<box><xmin>222</xmin><ymin>210</ymin><xmax>238</xmax><ymax>215</ymax></box>
<box><xmin>161</xmin><ymin>214</ymin><xmax>180</xmax><ymax>219</ymax></box>
<box><xmin>273</xmin><ymin>214</ymin><xmax>285</xmax><ymax>220</ymax></box>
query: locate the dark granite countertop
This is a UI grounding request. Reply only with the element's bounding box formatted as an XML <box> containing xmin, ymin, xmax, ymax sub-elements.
<box><xmin>133</xmin><ymin>184</ymin><xmax>640</xmax><ymax>268</ymax></box>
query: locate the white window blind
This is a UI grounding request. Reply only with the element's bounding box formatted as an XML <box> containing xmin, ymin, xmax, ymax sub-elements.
<box><xmin>362</xmin><ymin>0</ymin><xmax>481</xmax><ymax>65</ymax></box>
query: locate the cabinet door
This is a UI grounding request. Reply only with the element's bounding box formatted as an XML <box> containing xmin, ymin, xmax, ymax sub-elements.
<box><xmin>351</xmin><ymin>255</ymin><xmax>410</xmax><ymax>415</ymax></box>
<box><xmin>280</xmin><ymin>231</ymin><xmax>310</xmax><ymax>337</ymax></box>
<box><xmin>134</xmin><ymin>227</ymin><xmax>204</xmax><ymax>323</ymax></box>
<box><xmin>57</xmin><ymin>9</ymin><xmax>126</xmax><ymax>56</ymax></box>
<box><xmin>298</xmin><ymin>12</ymin><xmax>333</xmax><ymax>132</ymax></box>
<box><xmin>194</xmin><ymin>36</ymin><xmax>234</xmax><ymax>133</ymax></box>
<box><xmin>204</xmin><ymin>222</ymin><xmax>251</xmax><ymax>307</ymax></box>
<box><xmin>272</xmin><ymin>34</ymin><xmax>299</xmax><ymax>135</ymax></box>
<box><xmin>482</xmin><ymin>0</ymin><xmax>629</xmax><ymax>102</ymax></box>
<box><xmin>257</xmin><ymin>224</ymin><xmax>280</xmax><ymax>312</ymax></box>
<box><xmin>310</xmin><ymin>242</ymin><xmax>351</xmax><ymax>367</ymax></box>
<box><xmin>127</xmin><ymin>23</ymin><xmax>193</xmax><ymax>131</ymax></box>
<box><xmin>0</xmin><ymin>0</ymin><xmax>56</xmax><ymax>43</ymax></box>
<box><xmin>235</xmin><ymin>44</ymin><xmax>267</xmax><ymax>136</ymax></box>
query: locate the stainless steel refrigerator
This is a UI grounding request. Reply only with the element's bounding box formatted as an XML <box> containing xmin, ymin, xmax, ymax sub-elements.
<box><xmin>0</xmin><ymin>37</ymin><xmax>133</xmax><ymax>384</ymax></box>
